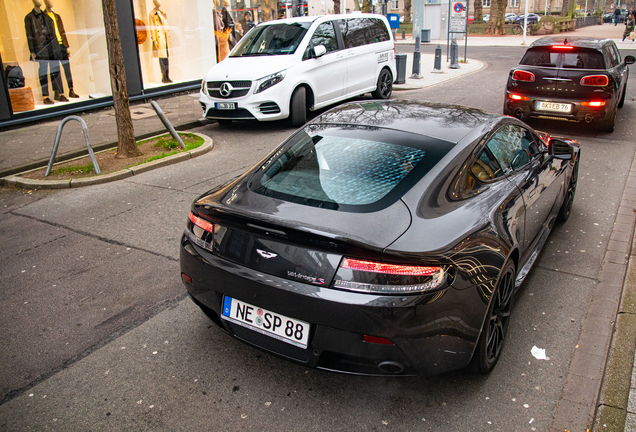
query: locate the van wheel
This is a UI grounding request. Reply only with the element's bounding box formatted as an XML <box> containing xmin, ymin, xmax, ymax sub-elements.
<box><xmin>372</xmin><ymin>69</ymin><xmax>393</xmax><ymax>99</ymax></box>
<box><xmin>290</xmin><ymin>87</ymin><xmax>307</xmax><ymax>127</ymax></box>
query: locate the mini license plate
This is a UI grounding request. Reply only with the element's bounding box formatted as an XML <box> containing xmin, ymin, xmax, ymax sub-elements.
<box><xmin>221</xmin><ymin>296</ymin><xmax>310</xmax><ymax>348</ymax></box>
<box><xmin>215</xmin><ymin>102</ymin><xmax>236</xmax><ymax>110</ymax></box>
<box><xmin>536</xmin><ymin>101</ymin><xmax>572</xmax><ymax>113</ymax></box>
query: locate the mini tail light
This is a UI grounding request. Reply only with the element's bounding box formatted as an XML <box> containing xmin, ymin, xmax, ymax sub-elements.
<box><xmin>580</xmin><ymin>100</ymin><xmax>606</xmax><ymax>107</ymax></box>
<box><xmin>551</xmin><ymin>45</ymin><xmax>573</xmax><ymax>49</ymax></box>
<box><xmin>509</xmin><ymin>93</ymin><xmax>529</xmax><ymax>101</ymax></box>
<box><xmin>187</xmin><ymin>212</ymin><xmax>214</xmax><ymax>251</ymax></box>
<box><xmin>512</xmin><ymin>70</ymin><xmax>535</xmax><ymax>82</ymax></box>
<box><xmin>333</xmin><ymin>258</ymin><xmax>447</xmax><ymax>295</ymax></box>
<box><xmin>580</xmin><ymin>75</ymin><xmax>609</xmax><ymax>86</ymax></box>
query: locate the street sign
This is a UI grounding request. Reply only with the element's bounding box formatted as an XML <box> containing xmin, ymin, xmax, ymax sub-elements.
<box><xmin>450</xmin><ymin>1</ymin><xmax>467</xmax><ymax>32</ymax></box>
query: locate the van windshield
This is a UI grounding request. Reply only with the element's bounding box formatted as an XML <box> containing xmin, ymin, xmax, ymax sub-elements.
<box><xmin>231</xmin><ymin>23</ymin><xmax>311</xmax><ymax>57</ymax></box>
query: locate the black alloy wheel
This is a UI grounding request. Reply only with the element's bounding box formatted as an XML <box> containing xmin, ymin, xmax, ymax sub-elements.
<box><xmin>557</xmin><ymin>160</ymin><xmax>579</xmax><ymax>222</ymax></box>
<box><xmin>372</xmin><ymin>69</ymin><xmax>393</xmax><ymax>99</ymax></box>
<box><xmin>472</xmin><ymin>261</ymin><xmax>516</xmax><ymax>374</ymax></box>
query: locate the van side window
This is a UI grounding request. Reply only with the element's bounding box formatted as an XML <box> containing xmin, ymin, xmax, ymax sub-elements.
<box><xmin>369</xmin><ymin>18</ymin><xmax>390</xmax><ymax>43</ymax></box>
<box><xmin>311</xmin><ymin>22</ymin><xmax>338</xmax><ymax>53</ymax></box>
<box><xmin>338</xmin><ymin>18</ymin><xmax>371</xmax><ymax>48</ymax></box>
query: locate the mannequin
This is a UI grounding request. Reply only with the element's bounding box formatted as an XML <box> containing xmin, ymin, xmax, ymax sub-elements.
<box><xmin>24</xmin><ymin>0</ymin><xmax>61</xmax><ymax>104</ymax></box>
<box><xmin>149</xmin><ymin>0</ymin><xmax>172</xmax><ymax>83</ymax></box>
<box><xmin>213</xmin><ymin>0</ymin><xmax>231</xmax><ymax>62</ymax></box>
<box><xmin>43</xmin><ymin>0</ymin><xmax>79</xmax><ymax>99</ymax></box>
<box><xmin>221</xmin><ymin>0</ymin><xmax>235</xmax><ymax>49</ymax></box>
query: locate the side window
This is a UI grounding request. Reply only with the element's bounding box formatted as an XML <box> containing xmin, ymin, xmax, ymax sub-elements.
<box><xmin>338</xmin><ymin>18</ymin><xmax>370</xmax><ymax>48</ymax></box>
<box><xmin>471</xmin><ymin>147</ymin><xmax>503</xmax><ymax>182</ymax></box>
<box><xmin>485</xmin><ymin>124</ymin><xmax>534</xmax><ymax>173</ymax></box>
<box><xmin>310</xmin><ymin>22</ymin><xmax>338</xmax><ymax>53</ymax></box>
<box><xmin>369</xmin><ymin>18</ymin><xmax>390</xmax><ymax>43</ymax></box>
<box><xmin>610</xmin><ymin>44</ymin><xmax>621</xmax><ymax>66</ymax></box>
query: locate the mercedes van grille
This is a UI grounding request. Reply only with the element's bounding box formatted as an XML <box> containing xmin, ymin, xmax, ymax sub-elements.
<box><xmin>207</xmin><ymin>81</ymin><xmax>252</xmax><ymax>99</ymax></box>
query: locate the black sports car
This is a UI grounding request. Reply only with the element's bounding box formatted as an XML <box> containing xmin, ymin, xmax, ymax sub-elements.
<box><xmin>504</xmin><ymin>36</ymin><xmax>635</xmax><ymax>132</ymax></box>
<box><xmin>180</xmin><ymin>100</ymin><xmax>580</xmax><ymax>376</ymax></box>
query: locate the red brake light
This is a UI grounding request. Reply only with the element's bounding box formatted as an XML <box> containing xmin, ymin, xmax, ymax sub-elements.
<box><xmin>580</xmin><ymin>75</ymin><xmax>609</xmax><ymax>86</ymax></box>
<box><xmin>552</xmin><ymin>45</ymin><xmax>573</xmax><ymax>49</ymax></box>
<box><xmin>363</xmin><ymin>335</ymin><xmax>395</xmax><ymax>345</ymax></box>
<box><xmin>189</xmin><ymin>212</ymin><xmax>214</xmax><ymax>233</ymax></box>
<box><xmin>342</xmin><ymin>258</ymin><xmax>440</xmax><ymax>276</ymax></box>
<box><xmin>512</xmin><ymin>70</ymin><xmax>535</xmax><ymax>82</ymax></box>
<box><xmin>581</xmin><ymin>100</ymin><xmax>606</xmax><ymax>107</ymax></box>
<box><xmin>509</xmin><ymin>93</ymin><xmax>529</xmax><ymax>101</ymax></box>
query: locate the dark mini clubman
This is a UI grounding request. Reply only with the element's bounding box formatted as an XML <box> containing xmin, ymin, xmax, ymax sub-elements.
<box><xmin>504</xmin><ymin>36</ymin><xmax>635</xmax><ymax>132</ymax></box>
<box><xmin>180</xmin><ymin>100</ymin><xmax>580</xmax><ymax>377</ymax></box>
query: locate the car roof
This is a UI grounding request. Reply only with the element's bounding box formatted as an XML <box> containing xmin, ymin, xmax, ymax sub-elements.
<box><xmin>256</xmin><ymin>13</ymin><xmax>386</xmax><ymax>26</ymax></box>
<box><xmin>311</xmin><ymin>100</ymin><xmax>501</xmax><ymax>144</ymax></box>
<box><xmin>529</xmin><ymin>36</ymin><xmax>614</xmax><ymax>49</ymax></box>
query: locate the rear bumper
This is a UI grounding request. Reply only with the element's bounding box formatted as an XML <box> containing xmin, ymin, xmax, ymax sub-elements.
<box><xmin>180</xmin><ymin>234</ymin><xmax>489</xmax><ymax>376</ymax></box>
<box><xmin>504</xmin><ymin>92</ymin><xmax>613</xmax><ymax>122</ymax></box>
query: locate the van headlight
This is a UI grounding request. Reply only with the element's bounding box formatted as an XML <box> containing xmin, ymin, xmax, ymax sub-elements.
<box><xmin>254</xmin><ymin>70</ymin><xmax>286</xmax><ymax>94</ymax></box>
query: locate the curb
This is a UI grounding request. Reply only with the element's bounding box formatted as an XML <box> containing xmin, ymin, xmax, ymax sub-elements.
<box><xmin>0</xmin><ymin>132</ymin><xmax>213</xmax><ymax>190</ymax></box>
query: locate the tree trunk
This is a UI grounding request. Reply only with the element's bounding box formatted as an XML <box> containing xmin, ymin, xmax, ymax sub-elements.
<box><xmin>261</xmin><ymin>0</ymin><xmax>273</xmax><ymax>21</ymax></box>
<box><xmin>404</xmin><ymin>0</ymin><xmax>412</xmax><ymax>24</ymax></box>
<box><xmin>334</xmin><ymin>0</ymin><xmax>341</xmax><ymax>13</ymax></box>
<box><xmin>561</xmin><ymin>0</ymin><xmax>569</xmax><ymax>16</ymax></box>
<box><xmin>101</xmin><ymin>0</ymin><xmax>141</xmax><ymax>158</ymax></box>
<box><xmin>484</xmin><ymin>0</ymin><xmax>507</xmax><ymax>34</ymax></box>
<box><xmin>474</xmin><ymin>0</ymin><xmax>483</xmax><ymax>22</ymax></box>
<box><xmin>362</xmin><ymin>0</ymin><xmax>371</xmax><ymax>13</ymax></box>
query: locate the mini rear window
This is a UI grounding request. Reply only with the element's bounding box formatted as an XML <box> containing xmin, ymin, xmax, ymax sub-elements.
<box><xmin>520</xmin><ymin>47</ymin><xmax>605</xmax><ymax>69</ymax></box>
<box><xmin>249</xmin><ymin>125</ymin><xmax>455</xmax><ymax>211</ymax></box>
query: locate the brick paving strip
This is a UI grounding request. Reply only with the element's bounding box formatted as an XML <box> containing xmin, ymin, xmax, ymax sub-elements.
<box><xmin>550</xmin><ymin>152</ymin><xmax>636</xmax><ymax>431</ymax></box>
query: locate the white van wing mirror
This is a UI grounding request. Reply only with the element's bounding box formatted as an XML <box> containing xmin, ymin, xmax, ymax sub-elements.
<box><xmin>313</xmin><ymin>45</ymin><xmax>327</xmax><ymax>58</ymax></box>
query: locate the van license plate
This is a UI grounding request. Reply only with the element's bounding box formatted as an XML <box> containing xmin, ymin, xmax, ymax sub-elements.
<box><xmin>221</xmin><ymin>296</ymin><xmax>310</xmax><ymax>348</ymax></box>
<box><xmin>216</xmin><ymin>102</ymin><xmax>236</xmax><ymax>110</ymax></box>
<box><xmin>536</xmin><ymin>102</ymin><xmax>571</xmax><ymax>113</ymax></box>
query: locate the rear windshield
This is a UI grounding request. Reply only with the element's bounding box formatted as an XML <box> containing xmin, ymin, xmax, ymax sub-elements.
<box><xmin>231</xmin><ymin>23</ymin><xmax>310</xmax><ymax>57</ymax></box>
<box><xmin>249</xmin><ymin>125</ymin><xmax>455</xmax><ymax>211</ymax></box>
<box><xmin>520</xmin><ymin>47</ymin><xmax>605</xmax><ymax>69</ymax></box>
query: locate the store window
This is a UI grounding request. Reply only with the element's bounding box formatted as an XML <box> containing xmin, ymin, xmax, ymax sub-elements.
<box><xmin>133</xmin><ymin>0</ymin><xmax>217</xmax><ymax>88</ymax></box>
<box><xmin>1</xmin><ymin>0</ymin><xmax>111</xmax><ymax>113</ymax></box>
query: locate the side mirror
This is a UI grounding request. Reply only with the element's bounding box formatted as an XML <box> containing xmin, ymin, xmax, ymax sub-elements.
<box><xmin>624</xmin><ymin>55</ymin><xmax>635</xmax><ymax>65</ymax></box>
<box><xmin>313</xmin><ymin>45</ymin><xmax>327</xmax><ymax>58</ymax></box>
<box><xmin>549</xmin><ymin>138</ymin><xmax>574</xmax><ymax>160</ymax></box>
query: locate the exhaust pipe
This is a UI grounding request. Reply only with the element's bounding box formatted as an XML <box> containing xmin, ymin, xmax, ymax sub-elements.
<box><xmin>515</xmin><ymin>108</ymin><xmax>524</xmax><ymax>119</ymax></box>
<box><xmin>378</xmin><ymin>361</ymin><xmax>406</xmax><ymax>374</ymax></box>
<box><xmin>584</xmin><ymin>115</ymin><xmax>593</xmax><ymax>124</ymax></box>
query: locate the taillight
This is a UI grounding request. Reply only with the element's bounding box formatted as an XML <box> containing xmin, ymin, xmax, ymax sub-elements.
<box><xmin>512</xmin><ymin>70</ymin><xmax>535</xmax><ymax>82</ymax></box>
<box><xmin>551</xmin><ymin>45</ymin><xmax>573</xmax><ymax>49</ymax></box>
<box><xmin>580</xmin><ymin>75</ymin><xmax>609</xmax><ymax>86</ymax></box>
<box><xmin>187</xmin><ymin>212</ymin><xmax>214</xmax><ymax>250</ymax></box>
<box><xmin>580</xmin><ymin>100</ymin><xmax>606</xmax><ymax>107</ymax></box>
<box><xmin>364</xmin><ymin>335</ymin><xmax>395</xmax><ymax>345</ymax></box>
<box><xmin>333</xmin><ymin>258</ymin><xmax>447</xmax><ymax>294</ymax></box>
<box><xmin>509</xmin><ymin>93</ymin><xmax>529</xmax><ymax>101</ymax></box>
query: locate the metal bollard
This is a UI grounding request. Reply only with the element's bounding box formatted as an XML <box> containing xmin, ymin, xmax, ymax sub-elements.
<box><xmin>410</xmin><ymin>35</ymin><xmax>422</xmax><ymax>79</ymax></box>
<box><xmin>45</xmin><ymin>116</ymin><xmax>100</xmax><ymax>177</ymax></box>
<box><xmin>402</xmin><ymin>29</ymin><xmax>405</xmax><ymax>40</ymax></box>
<box><xmin>433</xmin><ymin>44</ymin><xmax>442</xmax><ymax>72</ymax></box>
<box><xmin>449</xmin><ymin>40</ymin><xmax>460</xmax><ymax>69</ymax></box>
<box><xmin>150</xmin><ymin>100</ymin><xmax>186</xmax><ymax>149</ymax></box>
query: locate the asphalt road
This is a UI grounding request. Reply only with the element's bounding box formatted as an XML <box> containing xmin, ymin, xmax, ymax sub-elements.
<box><xmin>1</xmin><ymin>46</ymin><xmax>635</xmax><ymax>431</ymax></box>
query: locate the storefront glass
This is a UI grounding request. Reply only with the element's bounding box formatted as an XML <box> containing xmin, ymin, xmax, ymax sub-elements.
<box><xmin>133</xmin><ymin>0</ymin><xmax>217</xmax><ymax>88</ymax></box>
<box><xmin>0</xmin><ymin>0</ymin><xmax>111</xmax><ymax>113</ymax></box>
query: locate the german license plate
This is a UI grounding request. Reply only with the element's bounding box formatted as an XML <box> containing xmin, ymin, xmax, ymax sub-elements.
<box><xmin>215</xmin><ymin>102</ymin><xmax>236</xmax><ymax>110</ymax></box>
<box><xmin>536</xmin><ymin>101</ymin><xmax>572</xmax><ymax>113</ymax></box>
<box><xmin>221</xmin><ymin>296</ymin><xmax>310</xmax><ymax>348</ymax></box>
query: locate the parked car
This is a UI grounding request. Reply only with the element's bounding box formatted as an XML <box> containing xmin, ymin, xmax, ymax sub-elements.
<box><xmin>199</xmin><ymin>14</ymin><xmax>397</xmax><ymax>127</ymax></box>
<box><xmin>505</xmin><ymin>13</ymin><xmax>518</xmax><ymax>23</ymax></box>
<box><xmin>468</xmin><ymin>15</ymin><xmax>475</xmax><ymax>24</ymax></box>
<box><xmin>180</xmin><ymin>99</ymin><xmax>580</xmax><ymax>377</ymax></box>
<box><xmin>483</xmin><ymin>14</ymin><xmax>490</xmax><ymax>22</ymax></box>
<box><xmin>602</xmin><ymin>12</ymin><xmax>614</xmax><ymax>23</ymax></box>
<box><xmin>514</xmin><ymin>13</ymin><xmax>541</xmax><ymax>24</ymax></box>
<box><xmin>504</xmin><ymin>36</ymin><xmax>635</xmax><ymax>132</ymax></box>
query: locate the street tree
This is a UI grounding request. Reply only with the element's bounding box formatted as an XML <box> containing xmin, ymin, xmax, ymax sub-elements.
<box><xmin>334</xmin><ymin>0</ymin><xmax>341</xmax><ymax>13</ymax></box>
<box><xmin>474</xmin><ymin>0</ymin><xmax>483</xmax><ymax>23</ymax></box>
<box><xmin>101</xmin><ymin>0</ymin><xmax>142</xmax><ymax>158</ymax></box>
<box><xmin>485</xmin><ymin>0</ymin><xmax>506</xmax><ymax>34</ymax></box>
<box><xmin>261</xmin><ymin>0</ymin><xmax>273</xmax><ymax>20</ymax></box>
<box><xmin>404</xmin><ymin>0</ymin><xmax>412</xmax><ymax>24</ymax></box>
<box><xmin>362</xmin><ymin>0</ymin><xmax>371</xmax><ymax>13</ymax></box>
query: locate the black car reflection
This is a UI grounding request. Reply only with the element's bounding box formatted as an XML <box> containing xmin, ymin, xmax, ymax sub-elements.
<box><xmin>180</xmin><ymin>100</ymin><xmax>580</xmax><ymax>376</ymax></box>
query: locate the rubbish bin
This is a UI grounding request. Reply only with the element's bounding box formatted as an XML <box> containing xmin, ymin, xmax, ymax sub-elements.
<box><xmin>395</xmin><ymin>53</ymin><xmax>407</xmax><ymax>84</ymax></box>
<box><xmin>421</xmin><ymin>29</ymin><xmax>431</xmax><ymax>43</ymax></box>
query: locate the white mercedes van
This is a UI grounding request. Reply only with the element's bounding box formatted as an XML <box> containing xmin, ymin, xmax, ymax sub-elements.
<box><xmin>199</xmin><ymin>14</ymin><xmax>396</xmax><ymax>126</ymax></box>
